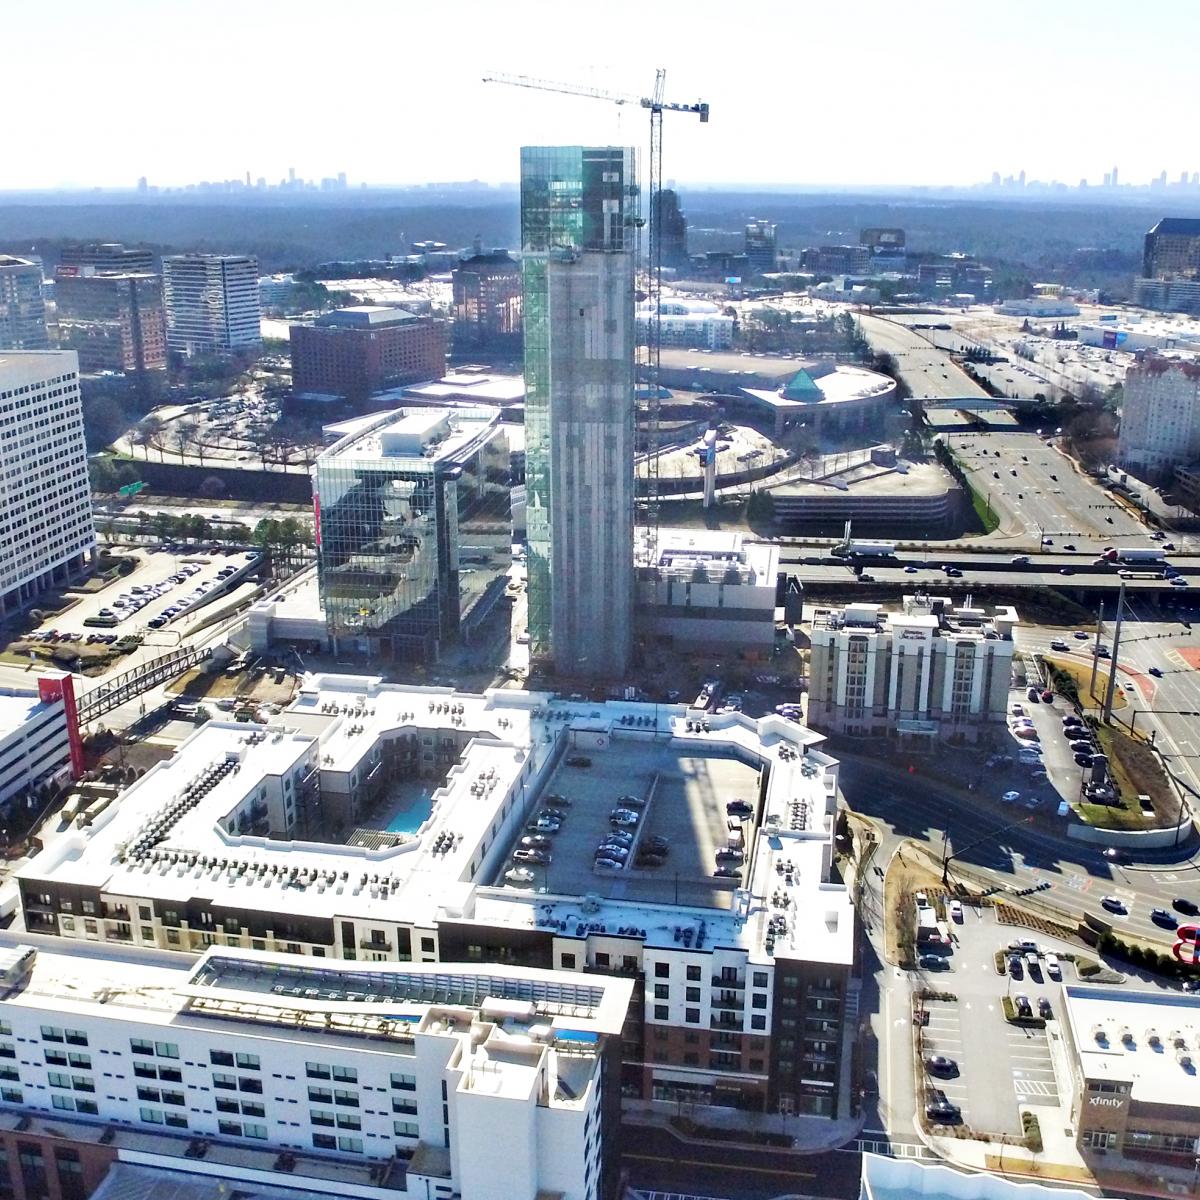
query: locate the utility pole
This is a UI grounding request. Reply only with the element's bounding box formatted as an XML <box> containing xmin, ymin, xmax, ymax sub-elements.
<box><xmin>1089</xmin><ymin>597</ymin><xmax>1105</xmax><ymax>702</ymax></box>
<box><xmin>941</xmin><ymin>815</ymin><xmax>1035</xmax><ymax>886</ymax></box>
<box><xmin>1102</xmin><ymin>580</ymin><xmax>1126</xmax><ymax>722</ymax></box>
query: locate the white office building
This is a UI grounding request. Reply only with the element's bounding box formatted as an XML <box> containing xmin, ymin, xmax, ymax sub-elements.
<box><xmin>0</xmin><ymin>674</ymin><xmax>82</xmax><ymax>810</ymax></box>
<box><xmin>1118</xmin><ymin>353</ymin><xmax>1200</xmax><ymax>482</ymax></box>
<box><xmin>807</xmin><ymin>594</ymin><xmax>1018</xmax><ymax>744</ymax></box>
<box><xmin>162</xmin><ymin>254</ymin><xmax>262</xmax><ymax>356</ymax></box>
<box><xmin>0</xmin><ymin>942</ymin><xmax>630</xmax><ymax>1200</ymax></box>
<box><xmin>0</xmin><ymin>351</ymin><xmax>96</xmax><ymax>616</ymax></box>
<box><xmin>0</xmin><ymin>256</ymin><xmax>48</xmax><ymax>351</ymax></box>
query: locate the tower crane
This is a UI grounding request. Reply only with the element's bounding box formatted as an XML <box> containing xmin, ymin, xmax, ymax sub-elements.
<box><xmin>483</xmin><ymin>69</ymin><xmax>710</xmax><ymax>565</ymax></box>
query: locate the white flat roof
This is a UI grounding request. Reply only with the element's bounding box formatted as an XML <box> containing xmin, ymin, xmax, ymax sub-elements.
<box><xmin>17</xmin><ymin>675</ymin><xmax>852</xmax><ymax>966</ymax></box>
<box><xmin>0</xmin><ymin>688</ymin><xmax>51</xmax><ymax>739</ymax></box>
<box><xmin>741</xmin><ymin>364</ymin><xmax>895</xmax><ymax>410</ymax></box>
<box><xmin>1063</xmin><ymin>984</ymin><xmax>1200</xmax><ymax>1108</ymax></box>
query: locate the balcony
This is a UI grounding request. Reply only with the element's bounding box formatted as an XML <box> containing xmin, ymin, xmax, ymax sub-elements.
<box><xmin>360</xmin><ymin>938</ymin><xmax>392</xmax><ymax>952</ymax></box>
<box><xmin>711</xmin><ymin>975</ymin><xmax>744</xmax><ymax>989</ymax></box>
<box><xmin>710</xmin><ymin>1014</ymin><xmax>743</xmax><ymax>1031</ymax></box>
<box><xmin>711</xmin><ymin>994</ymin><xmax>744</xmax><ymax>1012</ymax></box>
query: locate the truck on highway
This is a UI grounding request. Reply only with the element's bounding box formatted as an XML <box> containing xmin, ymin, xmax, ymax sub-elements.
<box><xmin>834</xmin><ymin>540</ymin><xmax>897</xmax><ymax>558</ymax></box>
<box><xmin>1100</xmin><ymin>547</ymin><xmax>1166</xmax><ymax>564</ymax></box>
<box><xmin>1118</xmin><ymin>569</ymin><xmax>1166</xmax><ymax>580</ymax></box>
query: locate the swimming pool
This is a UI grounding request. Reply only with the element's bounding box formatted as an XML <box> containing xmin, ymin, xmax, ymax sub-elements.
<box><xmin>385</xmin><ymin>794</ymin><xmax>433</xmax><ymax>835</ymax></box>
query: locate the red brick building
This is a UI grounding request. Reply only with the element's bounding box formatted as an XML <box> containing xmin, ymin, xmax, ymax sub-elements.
<box><xmin>290</xmin><ymin>306</ymin><xmax>446</xmax><ymax>406</ymax></box>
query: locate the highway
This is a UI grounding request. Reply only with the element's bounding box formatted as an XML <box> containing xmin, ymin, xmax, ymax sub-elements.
<box><xmin>857</xmin><ymin>314</ymin><xmax>990</xmax><ymax>403</ymax></box>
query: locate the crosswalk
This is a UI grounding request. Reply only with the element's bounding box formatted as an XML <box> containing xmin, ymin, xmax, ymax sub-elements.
<box><xmin>1014</xmin><ymin>1078</ymin><xmax>1056</xmax><ymax>1097</ymax></box>
<box><xmin>844</xmin><ymin>1135</ymin><xmax>938</xmax><ymax>1161</ymax></box>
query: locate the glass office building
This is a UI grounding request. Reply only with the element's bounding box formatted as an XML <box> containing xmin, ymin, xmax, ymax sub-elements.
<box><xmin>314</xmin><ymin>406</ymin><xmax>510</xmax><ymax>661</ymax></box>
<box><xmin>521</xmin><ymin>146</ymin><xmax>637</xmax><ymax>678</ymax></box>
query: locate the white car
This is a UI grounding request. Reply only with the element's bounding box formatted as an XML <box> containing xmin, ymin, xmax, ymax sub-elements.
<box><xmin>1002</xmin><ymin>790</ymin><xmax>1021</xmax><ymax>804</ymax></box>
<box><xmin>949</xmin><ymin>900</ymin><xmax>963</xmax><ymax>922</ymax></box>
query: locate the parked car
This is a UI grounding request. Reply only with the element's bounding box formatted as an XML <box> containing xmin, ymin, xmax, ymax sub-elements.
<box><xmin>513</xmin><ymin>848</ymin><xmax>549</xmax><ymax>865</ymax></box>
<box><xmin>1014</xmin><ymin>994</ymin><xmax>1033</xmax><ymax>1018</ymax></box>
<box><xmin>519</xmin><ymin>835</ymin><xmax>552</xmax><ymax>850</ymax></box>
<box><xmin>925</xmin><ymin>1101</ymin><xmax>962</xmax><ymax>1124</ymax></box>
<box><xmin>565</xmin><ymin>755</ymin><xmax>592</xmax><ymax>767</ymax></box>
<box><xmin>949</xmin><ymin>900</ymin><xmax>963</xmax><ymax>922</ymax></box>
<box><xmin>726</xmin><ymin>799</ymin><xmax>754</xmax><ymax>817</ymax></box>
<box><xmin>1045</xmin><ymin>953</ymin><xmax>1061</xmax><ymax>980</ymax></box>
<box><xmin>918</xmin><ymin>954</ymin><xmax>949</xmax><ymax>971</ymax></box>
<box><xmin>925</xmin><ymin>1055</ymin><xmax>958</xmax><ymax>1076</ymax></box>
<box><xmin>1038</xmin><ymin>997</ymin><xmax>1053</xmax><ymax>1018</ymax></box>
<box><xmin>1008</xmin><ymin>955</ymin><xmax>1023</xmax><ymax>978</ymax></box>
<box><xmin>1002</xmin><ymin>791</ymin><xmax>1021</xmax><ymax>804</ymax></box>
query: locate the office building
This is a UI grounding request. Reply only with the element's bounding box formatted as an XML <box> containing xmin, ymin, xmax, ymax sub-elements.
<box><xmin>57</xmin><ymin>242</ymin><xmax>155</xmax><ymax>277</ymax></box>
<box><xmin>0</xmin><ymin>351</ymin><xmax>95</xmax><ymax>617</ymax></box>
<box><xmin>801</xmin><ymin>245</ymin><xmax>870</xmax><ymax>276</ymax></box>
<box><xmin>1143</xmin><ymin>217</ymin><xmax>1200</xmax><ymax>280</ymax></box>
<box><xmin>0</xmin><ymin>256</ymin><xmax>48</xmax><ymax>351</ymax></box>
<box><xmin>314</xmin><ymin>406</ymin><xmax>510</xmax><ymax>661</ymax></box>
<box><xmin>162</xmin><ymin>254</ymin><xmax>262</xmax><ymax>356</ymax></box>
<box><xmin>258</xmin><ymin>272</ymin><xmax>296</xmax><ymax>310</ymax></box>
<box><xmin>54</xmin><ymin>273</ymin><xmax>167</xmax><ymax>374</ymax></box>
<box><xmin>1060</xmin><ymin>985</ymin><xmax>1200</xmax><ymax>1161</ymax></box>
<box><xmin>635</xmin><ymin>528</ymin><xmax>779</xmax><ymax>649</ymax></box>
<box><xmin>0</xmin><ymin>942</ymin><xmax>631</xmax><ymax>1200</ymax></box>
<box><xmin>451</xmin><ymin>251</ymin><xmax>523</xmax><ymax>354</ymax></box>
<box><xmin>744</xmin><ymin>220</ymin><xmax>777</xmax><ymax>274</ymax></box>
<box><xmin>1133</xmin><ymin>276</ymin><xmax>1200</xmax><ymax>315</ymax></box>
<box><xmin>859</xmin><ymin>227</ymin><xmax>906</xmax><ymax>268</ymax></box>
<box><xmin>635</xmin><ymin>297</ymin><xmax>733</xmax><ymax>350</ymax></box>
<box><xmin>521</xmin><ymin>146</ymin><xmax>637</xmax><ymax>678</ymax></box>
<box><xmin>807</xmin><ymin>594</ymin><xmax>1018</xmax><ymax>745</ymax></box>
<box><xmin>651</xmin><ymin>189</ymin><xmax>689</xmax><ymax>271</ymax></box>
<box><xmin>16</xmin><ymin>672</ymin><xmax>856</xmax><ymax>1123</ymax></box>
<box><xmin>291</xmin><ymin>307</ymin><xmax>447</xmax><ymax>405</ymax></box>
<box><xmin>0</xmin><ymin>673</ymin><xmax>83</xmax><ymax>810</ymax></box>
<box><xmin>1118</xmin><ymin>354</ymin><xmax>1200</xmax><ymax>481</ymax></box>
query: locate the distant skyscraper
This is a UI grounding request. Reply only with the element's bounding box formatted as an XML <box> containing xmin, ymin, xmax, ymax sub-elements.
<box><xmin>0</xmin><ymin>256</ymin><xmax>48</xmax><ymax>351</ymax></box>
<box><xmin>162</xmin><ymin>254</ymin><xmax>262</xmax><ymax>356</ymax></box>
<box><xmin>651</xmin><ymin>188</ymin><xmax>689</xmax><ymax>271</ymax></box>
<box><xmin>1018</xmin><ymin>169</ymin><xmax>1026</xmax><ymax>187</ymax></box>
<box><xmin>990</xmin><ymin>171</ymin><xmax>1001</xmax><ymax>187</ymax></box>
<box><xmin>744</xmin><ymin>219</ymin><xmax>777</xmax><ymax>274</ymax></box>
<box><xmin>521</xmin><ymin>145</ymin><xmax>636</xmax><ymax>678</ymax></box>
<box><xmin>1111</xmin><ymin>165</ymin><xmax>1119</xmax><ymax>187</ymax></box>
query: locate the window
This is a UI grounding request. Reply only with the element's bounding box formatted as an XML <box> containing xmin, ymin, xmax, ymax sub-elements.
<box><xmin>311</xmin><ymin>1109</ymin><xmax>335</xmax><ymax>1126</ymax></box>
<box><xmin>334</xmin><ymin>1089</ymin><xmax>358</xmax><ymax>1108</ymax></box>
<box><xmin>312</xmin><ymin>1133</ymin><xmax>336</xmax><ymax>1151</ymax></box>
<box><xmin>595</xmin><ymin>952</ymin><xmax>610</xmax><ymax>967</ymax></box>
<box><xmin>394</xmin><ymin>1120</ymin><xmax>419</xmax><ymax>1138</ymax></box>
<box><xmin>336</xmin><ymin>1113</ymin><xmax>361</xmax><ymax>1130</ymax></box>
<box><xmin>753</xmin><ymin>971</ymin><xmax>768</xmax><ymax>988</ymax></box>
<box><xmin>308</xmin><ymin>1086</ymin><xmax>332</xmax><ymax>1104</ymax></box>
<box><xmin>686</xmin><ymin>965</ymin><xmax>701</xmax><ymax>981</ymax></box>
<box><xmin>420</xmin><ymin>936</ymin><xmax>434</xmax><ymax>954</ymax></box>
<box><xmin>685</xmin><ymin>1008</ymin><xmax>700</xmax><ymax>1024</ymax></box>
<box><xmin>332</xmin><ymin>1066</ymin><xmax>357</xmax><ymax>1084</ymax></box>
<box><xmin>751</xmin><ymin>1015</ymin><xmax>767</xmax><ymax>1030</ymax></box>
<box><xmin>561</xmin><ymin>953</ymin><xmax>576</xmax><ymax>969</ymax></box>
<box><xmin>218</xmin><ymin>1120</ymin><xmax>242</xmax><ymax>1137</ymax></box>
<box><xmin>244</xmin><ymin>1123</ymin><xmax>267</xmax><ymax>1140</ymax></box>
<box><xmin>391</xmin><ymin>1073</ymin><xmax>416</xmax><ymax>1091</ymax></box>
<box><xmin>155</xmin><ymin>1042</ymin><xmax>179</xmax><ymax>1059</ymax></box>
<box><xmin>654</xmin><ymin>1005</ymin><xmax>668</xmax><ymax>1021</ymax></box>
<box><xmin>211</xmin><ymin>1050</ymin><xmax>235</xmax><ymax>1067</ymax></box>
<box><xmin>213</xmin><ymin>1073</ymin><xmax>236</xmax><ymax>1090</ymax></box>
<box><xmin>41</xmin><ymin>1027</ymin><xmax>64</xmax><ymax>1043</ymax></box>
<box><xmin>653</xmin><ymin>984</ymin><xmax>669</xmax><ymax>1000</ymax></box>
<box><xmin>337</xmin><ymin>1136</ymin><xmax>362</xmax><ymax>1153</ymax></box>
<box><xmin>238</xmin><ymin>1076</ymin><xmax>263</xmax><ymax>1094</ymax></box>
<box><xmin>686</xmin><ymin>987</ymin><xmax>700</xmax><ymax>1002</ymax></box>
<box><xmin>654</xmin><ymin>962</ymin><xmax>670</xmax><ymax>978</ymax></box>
<box><xmin>752</xmin><ymin>993</ymin><xmax>767</xmax><ymax>1009</ymax></box>
<box><xmin>306</xmin><ymin>1062</ymin><xmax>331</xmax><ymax>1079</ymax></box>
<box><xmin>393</xmin><ymin>1098</ymin><xmax>418</xmax><ymax>1115</ymax></box>
<box><xmin>130</xmin><ymin>1038</ymin><xmax>153</xmax><ymax>1056</ymax></box>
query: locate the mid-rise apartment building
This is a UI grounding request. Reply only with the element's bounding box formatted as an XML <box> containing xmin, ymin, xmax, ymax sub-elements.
<box><xmin>54</xmin><ymin>273</ymin><xmax>167</xmax><ymax>374</ymax></box>
<box><xmin>16</xmin><ymin>673</ymin><xmax>856</xmax><ymax>1124</ymax></box>
<box><xmin>0</xmin><ymin>256</ymin><xmax>48</xmax><ymax>351</ymax></box>
<box><xmin>521</xmin><ymin>146</ymin><xmax>637</xmax><ymax>678</ymax></box>
<box><xmin>314</xmin><ymin>407</ymin><xmax>510</xmax><ymax>660</ymax></box>
<box><xmin>451</xmin><ymin>252</ymin><xmax>523</xmax><ymax>354</ymax></box>
<box><xmin>807</xmin><ymin>594</ymin><xmax>1017</xmax><ymax>744</ymax></box>
<box><xmin>744</xmin><ymin>220</ymin><xmax>777</xmax><ymax>275</ymax></box>
<box><xmin>0</xmin><ymin>351</ymin><xmax>95</xmax><ymax>617</ymax></box>
<box><xmin>1118</xmin><ymin>353</ymin><xmax>1200</xmax><ymax>481</ymax></box>
<box><xmin>635</xmin><ymin>298</ymin><xmax>734</xmax><ymax>350</ymax></box>
<box><xmin>162</xmin><ymin>254</ymin><xmax>262</xmax><ymax>356</ymax></box>
<box><xmin>291</xmin><ymin>306</ymin><xmax>446</xmax><ymax>404</ymax></box>
<box><xmin>0</xmin><ymin>943</ymin><xmax>630</xmax><ymax>1200</ymax></box>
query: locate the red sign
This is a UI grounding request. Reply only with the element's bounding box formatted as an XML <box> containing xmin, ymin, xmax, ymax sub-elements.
<box><xmin>1172</xmin><ymin>923</ymin><xmax>1200</xmax><ymax>966</ymax></box>
<box><xmin>38</xmin><ymin>672</ymin><xmax>84</xmax><ymax>779</ymax></box>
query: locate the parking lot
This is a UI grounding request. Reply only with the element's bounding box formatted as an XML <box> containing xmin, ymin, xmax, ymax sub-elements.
<box><xmin>913</xmin><ymin>905</ymin><xmax>1071</xmax><ymax>1137</ymax></box>
<box><xmin>496</xmin><ymin>742</ymin><xmax>760</xmax><ymax>909</ymax></box>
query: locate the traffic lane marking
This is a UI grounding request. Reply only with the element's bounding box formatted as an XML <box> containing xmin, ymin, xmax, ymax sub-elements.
<box><xmin>621</xmin><ymin>1153</ymin><xmax>815</xmax><ymax>1179</ymax></box>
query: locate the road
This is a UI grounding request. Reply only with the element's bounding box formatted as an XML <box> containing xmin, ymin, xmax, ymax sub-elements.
<box><xmin>857</xmin><ymin>314</ymin><xmax>990</xmax><ymax>403</ymax></box>
<box><xmin>619</xmin><ymin>1125</ymin><xmax>863</xmax><ymax>1200</ymax></box>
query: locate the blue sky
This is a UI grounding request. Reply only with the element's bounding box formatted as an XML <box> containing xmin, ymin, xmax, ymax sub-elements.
<box><xmin>4</xmin><ymin>0</ymin><xmax>1196</xmax><ymax>190</ymax></box>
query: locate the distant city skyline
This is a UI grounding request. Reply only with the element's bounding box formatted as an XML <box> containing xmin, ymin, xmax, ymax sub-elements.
<box><xmin>3</xmin><ymin>0</ymin><xmax>1199</xmax><ymax>192</ymax></box>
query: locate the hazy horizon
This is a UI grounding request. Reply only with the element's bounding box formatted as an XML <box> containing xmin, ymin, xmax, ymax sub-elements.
<box><xmin>4</xmin><ymin>0</ymin><xmax>1198</xmax><ymax>193</ymax></box>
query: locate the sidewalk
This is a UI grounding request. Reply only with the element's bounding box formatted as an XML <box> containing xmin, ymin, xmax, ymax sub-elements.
<box><xmin>622</xmin><ymin>1099</ymin><xmax>864</xmax><ymax>1156</ymax></box>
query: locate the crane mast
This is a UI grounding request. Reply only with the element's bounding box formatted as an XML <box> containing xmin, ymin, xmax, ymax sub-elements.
<box><xmin>484</xmin><ymin>70</ymin><xmax>709</xmax><ymax>568</ymax></box>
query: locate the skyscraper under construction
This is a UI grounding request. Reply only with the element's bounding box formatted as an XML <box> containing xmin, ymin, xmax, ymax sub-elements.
<box><xmin>520</xmin><ymin>146</ymin><xmax>637</xmax><ymax>678</ymax></box>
